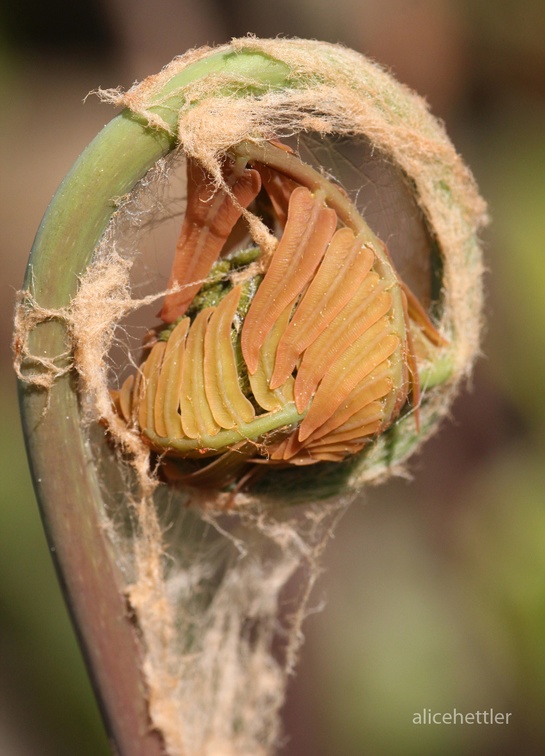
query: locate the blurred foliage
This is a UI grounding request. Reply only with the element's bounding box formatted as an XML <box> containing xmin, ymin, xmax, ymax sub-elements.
<box><xmin>308</xmin><ymin>496</ymin><xmax>513</xmax><ymax>756</ymax></box>
<box><xmin>298</xmin><ymin>446</ymin><xmax>545</xmax><ymax>755</ymax></box>
<box><xmin>482</xmin><ymin>106</ymin><xmax>545</xmax><ymax>441</ymax></box>
<box><xmin>461</xmin><ymin>448</ymin><xmax>545</xmax><ymax>734</ymax></box>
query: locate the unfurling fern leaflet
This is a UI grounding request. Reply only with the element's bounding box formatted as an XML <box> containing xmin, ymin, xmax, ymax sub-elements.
<box><xmin>111</xmin><ymin>140</ymin><xmax>446</xmax><ymax>488</ymax></box>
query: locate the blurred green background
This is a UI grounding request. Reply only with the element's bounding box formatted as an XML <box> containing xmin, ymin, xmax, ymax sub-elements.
<box><xmin>1</xmin><ymin>1</ymin><xmax>544</xmax><ymax>753</ymax></box>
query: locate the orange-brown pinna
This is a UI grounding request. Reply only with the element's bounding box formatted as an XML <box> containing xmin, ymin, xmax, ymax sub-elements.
<box><xmin>112</xmin><ymin>139</ymin><xmax>446</xmax><ymax>491</ymax></box>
